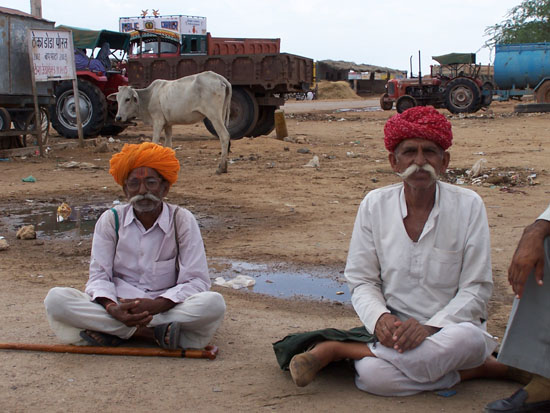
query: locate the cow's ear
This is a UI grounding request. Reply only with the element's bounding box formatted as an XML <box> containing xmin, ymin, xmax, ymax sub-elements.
<box><xmin>106</xmin><ymin>93</ymin><xmax>118</xmax><ymax>102</ymax></box>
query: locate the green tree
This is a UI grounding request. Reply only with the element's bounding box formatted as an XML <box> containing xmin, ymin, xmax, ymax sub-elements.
<box><xmin>486</xmin><ymin>0</ymin><xmax>550</xmax><ymax>45</ymax></box>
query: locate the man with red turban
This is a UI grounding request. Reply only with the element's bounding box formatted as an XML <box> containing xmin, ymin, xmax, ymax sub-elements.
<box><xmin>44</xmin><ymin>142</ymin><xmax>225</xmax><ymax>350</ymax></box>
<box><xmin>275</xmin><ymin>106</ymin><xmax>523</xmax><ymax>395</ymax></box>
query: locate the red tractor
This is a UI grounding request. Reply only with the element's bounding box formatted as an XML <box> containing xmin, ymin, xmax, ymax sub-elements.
<box><xmin>380</xmin><ymin>53</ymin><xmax>493</xmax><ymax>114</ymax></box>
<box><xmin>50</xmin><ymin>26</ymin><xmax>131</xmax><ymax>138</ymax></box>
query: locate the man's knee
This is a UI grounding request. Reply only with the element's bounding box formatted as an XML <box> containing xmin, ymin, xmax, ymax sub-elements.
<box><xmin>44</xmin><ymin>287</ymin><xmax>70</xmax><ymax>317</ymax></box>
<box><xmin>445</xmin><ymin>323</ymin><xmax>487</xmax><ymax>358</ymax></box>
<box><xmin>195</xmin><ymin>291</ymin><xmax>226</xmax><ymax>320</ymax></box>
<box><xmin>355</xmin><ymin>357</ymin><xmax>402</xmax><ymax>396</ymax></box>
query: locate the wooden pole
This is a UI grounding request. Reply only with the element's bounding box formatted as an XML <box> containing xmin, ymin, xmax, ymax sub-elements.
<box><xmin>27</xmin><ymin>30</ymin><xmax>44</xmax><ymax>157</ymax></box>
<box><xmin>0</xmin><ymin>343</ymin><xmax>219</xmax><ymax>359</ymax></box>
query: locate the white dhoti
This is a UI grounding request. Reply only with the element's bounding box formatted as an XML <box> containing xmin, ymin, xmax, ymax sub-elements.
<box><xmin>44</xmin><ymin>287</ymin><xmax>226</xmax><ymax>349</ymax></box>
<box><xmin>354</xmin><ymin>322</ymin><xmax>496</xmax><ymax>396</ymax></box>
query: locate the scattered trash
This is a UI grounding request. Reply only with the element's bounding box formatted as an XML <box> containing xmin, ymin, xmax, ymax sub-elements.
<box><xmin>16</xmin><ymin>225</ymin><xmax>36</xmax><ymax>240</ymax></box>
<box><xmin>58</xmin><ymin>161</ymin><xmax>100</xmax><ymax>169</ymax></box>
<box><xmin>57</xmin><ymin>202</ymin><xmax>72</xmax><ymax>222</ymax></box>
<box><xmin>336</xmin><ymin>291</ymin><xmax>345</xmax><ymax>295</ymax></box>
<box><xmin>297</xmin><ymin>148</ymin><xmax>310</xmax><ymax>154</ymax></box>
<box><xmin>346</xmin><ymin>151</ymin><xmax>359</xmax><ymax>158</ymax></box>
<box><xmin>0</xmin><ymin>237</ymin><xmax>9</xmax><ymax>251</ymax></box>
<box><xmin>108</xmin><ymin>137</ymin><xmax>115</xmax><ymax>143</ymax></box>
<box><xmin>303</xmin><ymin>155</ymin><xmax>320</xmax><ymax>168</ymax></box>
<box><xmin>21</xmin><ymin>175</ymin><xmax>36</xmax><ymax>183</ymax></box>
<box><xmin>467</xmin><ymin>158</ymin><xmax>487</xmax><ymax>178</ymax></box>
<box><xmin>212</xmin><ymin>386</ymin><xmax>222</xmax><ymax>393</ymax></box>
<box><xmin>0</xmin><ymin>158</ymin><xmax>10</xmax><ymax>162</ymax></box>
<box><xmin>444</xmin><ymin>166</ymin><xmax>537</xmax><ymax>188</ymax></box>
<box><xmin>214</xmin><ymin>275</ymin><xmax>256</xmax><ymax>289</ymax></box>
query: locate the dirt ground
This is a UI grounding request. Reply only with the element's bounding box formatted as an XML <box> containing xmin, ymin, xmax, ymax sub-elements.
<box><xmin>1</xmin><ymin>100</ymin><xmax>548</xmax><ymax>412</ymax></box>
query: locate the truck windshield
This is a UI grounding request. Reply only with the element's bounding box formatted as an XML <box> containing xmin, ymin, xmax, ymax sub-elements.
<box><xmin>131</xmin><ymin>40</ymin><xmax>178</xmax><ymax>55</ymax></box>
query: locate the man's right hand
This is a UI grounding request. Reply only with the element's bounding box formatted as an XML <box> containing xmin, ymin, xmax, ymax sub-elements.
<box><xmin>106</xmin><ymin>301</ymin><xmax>153</xmax><ymax>327</ymax></box>
<box><xmin>508</xmin><ymin>219</ymin><xmax>550</xmax><ymax>298</ymax></box>
<box><xmin>374</xmin><ymin>313</ymin><xmax>400</xmax><ymax>348</ymax></box>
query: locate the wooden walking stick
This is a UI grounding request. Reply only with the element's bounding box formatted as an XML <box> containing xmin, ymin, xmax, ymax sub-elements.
<box><xmin>0</xmin><ymin>343</ymin><xmax>218</xmax><ymax>359</ymax></box>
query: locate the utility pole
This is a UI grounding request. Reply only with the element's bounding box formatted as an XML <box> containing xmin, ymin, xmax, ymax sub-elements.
<box><xmin>30</xmin><ymin>0</ymin><xmax>42</xmax><ymax>18</ymax></box>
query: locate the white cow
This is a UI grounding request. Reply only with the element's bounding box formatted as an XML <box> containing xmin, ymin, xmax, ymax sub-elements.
<box><xmin>108</xmin><ymin>71</ymin><xmax>232</xmax><ymax>174</ymax></box>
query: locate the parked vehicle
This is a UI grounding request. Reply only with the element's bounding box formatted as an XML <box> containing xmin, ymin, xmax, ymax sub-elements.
<box><xmin>380</xmin><ymin>52</ymin><xmax>491</xmax><ymax>114</ymax></box>
<box><xmin>121</xmin><ymin>15</ymin><xmax>314</xmax><ymax>139</ymax></box>
<box><xmin>0</xmin><ymin>7</ymin><xmax>55</xmax><ymax>150</ymax></box>
<box><xmin>50</xmin><ymin>26</ymin><xmax>131</xmax><ymax>138</ymax></box>
<box><xmin>493</xmin><ymin>42</ymin><xmax>550</xmax><ymax>103</ymax></box>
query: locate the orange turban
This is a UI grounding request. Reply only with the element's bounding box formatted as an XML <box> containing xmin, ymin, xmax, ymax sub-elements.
<box><xmin>109</xmin><ymin>142</ymin><xmax>180</xmax><ymax>186</ymax></box>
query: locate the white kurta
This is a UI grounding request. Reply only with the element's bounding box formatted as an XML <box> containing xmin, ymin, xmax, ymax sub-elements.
<box><xmin>345</xmin><ymin>181</ymin><xmax>496</xmax><ymax>395</ymax></box>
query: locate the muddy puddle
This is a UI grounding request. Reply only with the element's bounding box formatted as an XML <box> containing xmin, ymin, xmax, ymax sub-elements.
<box><xmin>210</xmin><ymin>259</ymin><xmax>351</xmax><ymax>304</ymax></box>
<box><xmin>0</xmin><ymin>200</ymin><xmax>118</xmax><ymax>239</ymax></box>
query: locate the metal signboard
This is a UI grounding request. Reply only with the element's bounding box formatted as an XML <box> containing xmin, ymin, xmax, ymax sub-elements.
<box><xmin>28</xmin><ymin>29</ymin><xmax>75</xmax><ymax>81</ymax></box>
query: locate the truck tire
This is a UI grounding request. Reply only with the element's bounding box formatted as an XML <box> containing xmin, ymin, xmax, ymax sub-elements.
<box><xmin>396</xmin><ymin>95</ymin><xmax>417</xmax><ymax>113</ymax></box>
<box><xmin>203</xmin><ymin>87</ymin><xmax>259</xmax><ymax>140</ymax></box>
<box><xmin>14</xmin><ymin>108</ymin><xmax>50</xmax><ymax>146</ymax></box>
<box><xmin>249</xmin><ymin>106</ymin><xmax>276</xmax><ymax>137</ymax></box>
<box><xmin>380</xmin><ymin>93</ymin><xmax>393</xmax><ymax>110</ymax></box>
<box><xmin>444</xmin><ymin>78</ymin><xmax>481</xmax><ymax>113</ymax></box>
<box><xmin>0</xmin><ymin>107</ymin><xmax>11</xmax><ymax>131</ymax></box>
<box><xmin>535</xmin><ymin>80</ymin><xmax>550</xmax><ymax>103</ymax></box>
<box><xmin>51</xmin><ymin>80</ymin><xmax>107</xmax><ymax>138</ymax></box>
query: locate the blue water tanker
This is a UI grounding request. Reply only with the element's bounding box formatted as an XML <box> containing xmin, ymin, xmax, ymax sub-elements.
<box><xmin>494</xmin><ymin>42</ymin><xmax>550</xmax><ymax>102</ymax></box>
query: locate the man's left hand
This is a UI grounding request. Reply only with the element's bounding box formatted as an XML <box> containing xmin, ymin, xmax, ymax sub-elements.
<box><xmin>392</xmin><ymin>318</ymin><xmax>440</xmax><ymax>353</ymax></box>
<box><xmin>120</xmin><ymin>297</ymin><xmax>175</xmax><ymax>316</ymax></box>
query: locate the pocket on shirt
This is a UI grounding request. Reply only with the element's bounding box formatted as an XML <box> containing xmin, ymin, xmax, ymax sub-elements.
<box><xmin>149</xmin><ymin>257</ymin><xmax>177</xmax><ymax>290</ymax></box>
<box><xmin>425</xmin><ymin>247</ymin><xmax>463</xmax><ymax>289</ymax></box>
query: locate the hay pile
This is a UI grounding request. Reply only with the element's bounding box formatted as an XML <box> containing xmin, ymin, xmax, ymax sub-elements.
<box><xmin>316</xmin><ymin>81</ymin><xmax>360</xmax><ymax>100</ymax></box>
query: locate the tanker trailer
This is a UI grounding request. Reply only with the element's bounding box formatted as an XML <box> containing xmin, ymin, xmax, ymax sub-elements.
<box><xmin>494</xmin><ymin>42</ymin><xmax>550</xmax><ymax>103</ymax></box>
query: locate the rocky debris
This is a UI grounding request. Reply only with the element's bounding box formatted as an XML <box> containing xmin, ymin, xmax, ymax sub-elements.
<box><xmin>297</xmin><ymin>148</ymin><xmax>310</xmax><ymax>154</ymax></box>
<box><xmin>303</xmin><ymin>156</ymin><xmax>320</xmax><ymax>168</ymax></box>
<box><xmin>0</xmin><ymin>237</ymin><xmax>9</xmax><ymax>251</ymax></box>
<box><xmin>16</xmin><ymin>225</ymin><xmax>36</xmax><ymax>240</ymax></box>
<box><xmin>58</xmin><ymin>161</ymin><xmax>101</xmax><ymax>170</ymax></box>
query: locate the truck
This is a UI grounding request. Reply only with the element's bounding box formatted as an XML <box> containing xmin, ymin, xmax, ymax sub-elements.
<box><xmin>380</xmin><ymin>52</ymin><xmax>492</xmax><ymax>114</ymax></box>
<box><xmin>493</xmin><ymin>42</ymin><xmax>550</xmax><ymax>104</ymax></box>
<box><xmin>0</xmin><ymin>7</ymin><xmax>55</xmax><ymax>150</ymax></box>
<box><xmin>120</xmin><ymin>14</ymin><xmax>314</xmax><ymax>139</ymax></box>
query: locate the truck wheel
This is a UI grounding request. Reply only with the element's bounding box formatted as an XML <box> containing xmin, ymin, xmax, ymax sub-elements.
<box><xmin>51</xmin><ymin>80</ymin><xmax>107</xmax><ymax>138</ymax></box>
<box><xmin>445</xmin><ymin>78</ymin><xmax>481</xmax><ymax>113</ymax></box>
<box><xmin>380</xmin><ymin>93</ymin><xmax>393</xmax><ymax>110</ymax></box>
<box><xmin>396</xmin><ymin>95</ymin><xmax>417</xmax><ymax>113</ymax></box>
<box><xmin>203</xmin><ymin>87</ymin><xmax>259</xmax><ymax>140</ymax></box>
<box><xmin>0</xmin><ymin>108</ymin><xmax>11</xmax><ymax>131</ymax></box>
<box><xmin>249</xmin><ymin>106</ymin><xmax>276</xmax><ymax>137</ymax></box>
<box><xmin>535</xmin><ymin>80</ymin><xmax>550</xmax><ymax>103</ymax></box>
<box><xmin>14</xmin><ymin>108</ymin><xmax>50</xmax><ymax>146</ymax></box>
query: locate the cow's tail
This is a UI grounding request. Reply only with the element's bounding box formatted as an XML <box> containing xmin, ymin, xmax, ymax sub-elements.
<box><xmin>223</xmin><ymin>79</ymin><xmax>232</xmax><ymax>127</ymax></box>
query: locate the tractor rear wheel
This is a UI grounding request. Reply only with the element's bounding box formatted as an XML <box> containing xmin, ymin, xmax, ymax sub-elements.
<box><xmin>51</xmin><ymin>79</ymin><xmax>107</xmax><ymax>138</ymax></box>
<box><xmin>444</xmin><ymin>78</ymin><xmax>481</xmax><ymax>113</ymax></box>
<box><xmin>380</xmin><ymin>93</ymin><xmax>393</xmax><ymax>110</ymax></box>
<box><xmin>535</xmin><ymin>80</ymin><xmax>550</xmax><ymax>103</ymax></box>
<box><xmin>396</xmin><ymin>95</ymin><xmax>417</xmax><ymax>113</ymax></box>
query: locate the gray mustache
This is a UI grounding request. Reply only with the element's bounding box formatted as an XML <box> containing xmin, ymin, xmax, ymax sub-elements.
<box><xmin>397</xmin><ymin>163</ymin><xmax>438</xmax><ymax>180</ymax></box>
<box><xmin>128</xmin><ymin>193</ymin><xmax>161</xmax><ymax>204</ymax></box>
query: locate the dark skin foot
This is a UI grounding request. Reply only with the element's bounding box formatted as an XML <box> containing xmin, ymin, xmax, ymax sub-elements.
<box><xmin>133</xmin><ymin>325</ymin><xmax>172</xmax><ymax>346</ymax></box>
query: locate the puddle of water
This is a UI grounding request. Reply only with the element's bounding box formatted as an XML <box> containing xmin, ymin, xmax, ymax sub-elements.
<box><xmin>210</xmin><ymin>259</ymin><xmax>351</xmax><ymax>303</ymax></box>
<box><xmin>0</xmin><ymin>201</ymin><xmax>120</xmax><ymax>239</ymax></box>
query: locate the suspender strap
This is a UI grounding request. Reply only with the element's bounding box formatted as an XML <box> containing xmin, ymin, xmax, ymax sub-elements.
<box><xmin>110</xmin><ymin>207</ymin><xmax>119</xmax><ymax>243</ymax></box>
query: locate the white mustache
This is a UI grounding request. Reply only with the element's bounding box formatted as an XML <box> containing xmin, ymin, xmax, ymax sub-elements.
<box><xmin>397</xmin><ymin>164</ymin><xmax>438</xmax><ymax>180</ymax></box>
<box><xmin>129</xmin><ymin>193</ymin><xmax>162</xmax><ymax>212</ymax></box>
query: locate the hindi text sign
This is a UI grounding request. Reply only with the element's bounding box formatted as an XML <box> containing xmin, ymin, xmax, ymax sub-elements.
<box><xmin>29</xmin><ymin>29</ymin><xmax>75</xmax><ymax>81</ymax></box>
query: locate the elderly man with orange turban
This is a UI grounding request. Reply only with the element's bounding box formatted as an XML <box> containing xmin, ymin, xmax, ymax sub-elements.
<box><xmin>274</xmin><ymin>106</ymin><xmax>524</xmax><ymax>395</ymax></box>
<box><xmin>44</xmin><ymin>142</ymin><xmax>225</xmax><ymax>350</ymax></box>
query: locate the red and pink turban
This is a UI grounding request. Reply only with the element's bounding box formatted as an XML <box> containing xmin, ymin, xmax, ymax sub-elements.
<box><xmin>109</xmin><ymin>142</ymin><xmax>180</xmax><ymax>186</ymax></box>
<box><xmin>383</xmin><ymin>106</ymin><xmax>452</xmax><ymax>152</ymax></box>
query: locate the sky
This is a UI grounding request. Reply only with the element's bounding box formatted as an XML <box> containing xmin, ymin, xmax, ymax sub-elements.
<box><xmin>5</xmin><ymin>0</ymin><xmax>522</xmax><ymax>75</ymax></box>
